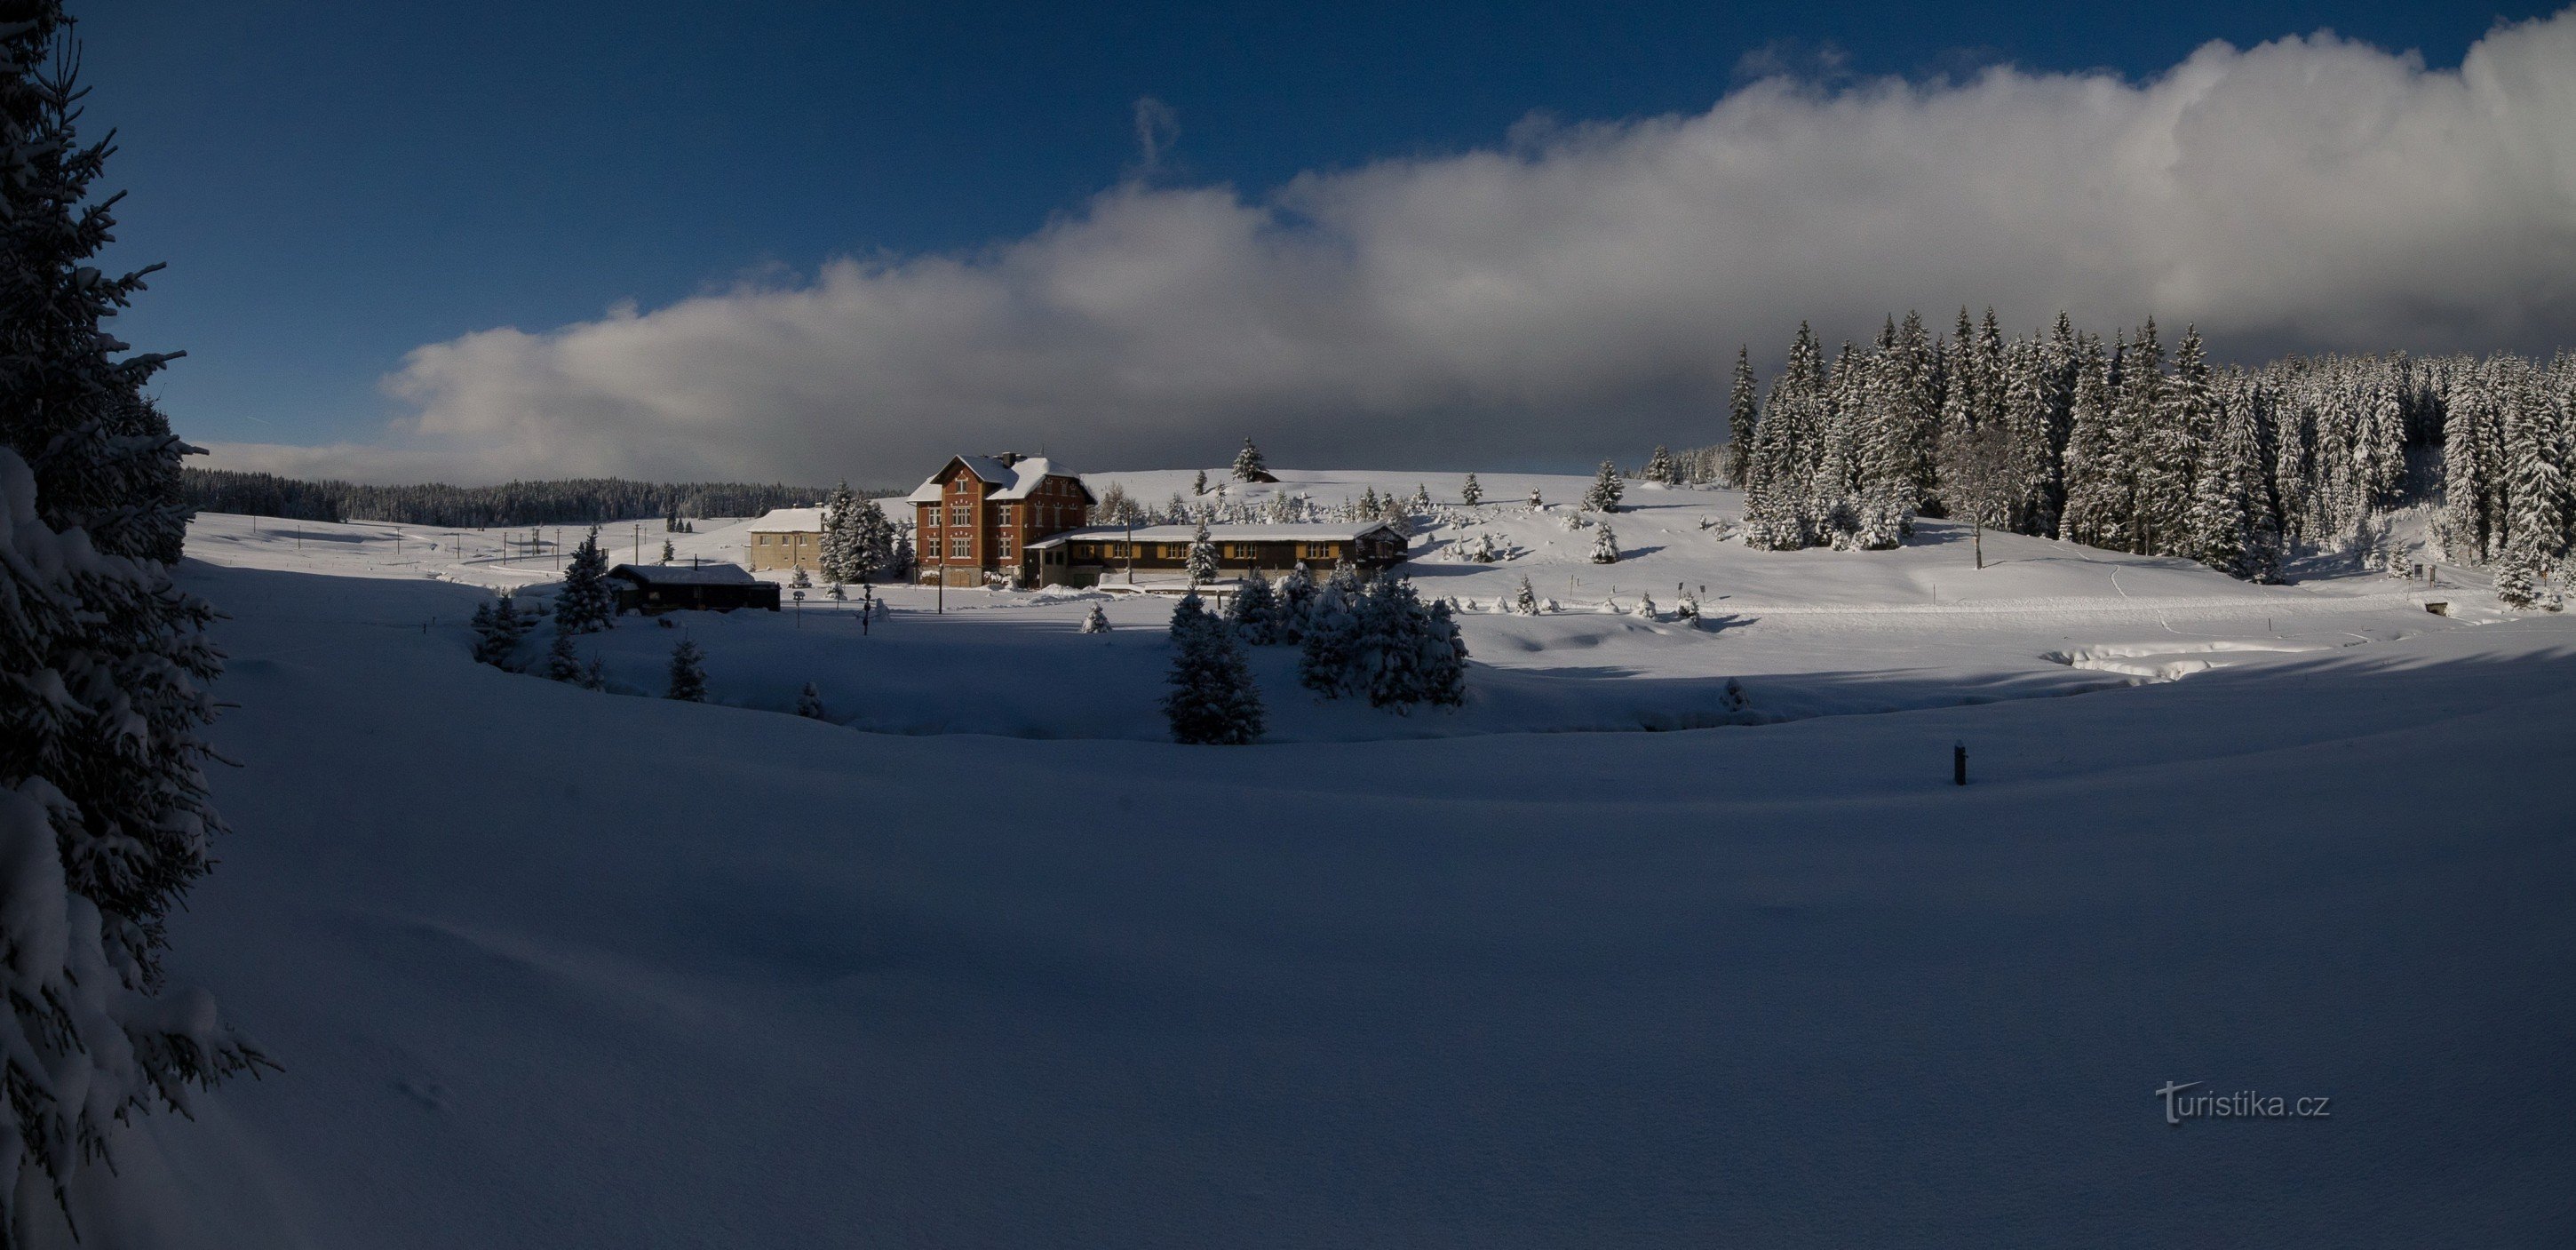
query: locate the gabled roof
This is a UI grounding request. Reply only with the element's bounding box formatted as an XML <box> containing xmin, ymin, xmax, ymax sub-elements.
<box><xmin>746</xmin><ymin>507</ymin><xmax>825</xmax><ymax>532</ymax></box>
<box><xmin>607</xmin><ymin>562</ymin><xmax>760</xmax><ymax>585</ymax></box>
<box><xmin>1024</xmin><ymin>521</ymin><xmax>1406</xmax><ymax>550</ymax></box>
<box><xmin>906</xmin><ymin>455</ymin><xmax>1093</xmax><ymax>505</ymax></box>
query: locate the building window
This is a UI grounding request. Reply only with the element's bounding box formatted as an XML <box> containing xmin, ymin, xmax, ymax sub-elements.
<box><xmin>1300</xmin><ymin>542</ymin><xmax>1339</xmax><ymax>561</ymax></box>
<box><xmin>1159</xmin><ymin>543</ymin><xmax>1189</xmax><ymax>559</ymax></box>
<box><xmin>950</xmin><ymin>504</ymin><xmax>971</xmax><ymax>527</ymax></box>
<box><xmin>949</xmin><ymin>534</ymin><xmax>971</xmax><ymax>559</ymax></box>
<box><xmin>1107</xmin><ymin>543</ymin><xmax>1131</xmax><ymax>560</ymax></box>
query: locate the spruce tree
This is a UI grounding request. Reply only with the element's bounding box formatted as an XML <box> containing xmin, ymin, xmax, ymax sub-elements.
<box><xmin>1583</xmin><ymin>460</ymin><xmax>1625</xmax><ymax>513</ymax></box>
<box><xmin>658</xmin><ymin>537</ymin><xmax>675</xmax><ymax>563</ymax></box>
<box><xmin>1186</xmin><ymin>521</ymin><xmax>1220</xmax><ymax>585</ymax></box>
<box><xmin>1419</xmin><ymin>597</ymin><xmax>1468</xmax><ymax>706</ymax></box>
<box><xmin>1</xmin><ymin>11</ymin><xmax>263</xmax><ymax>1227</ymax></box>
<box><xmin>1193</xmin><ymin>469</ymin><xmax>1208</xmax><ymax>497</ymax></box>
<box><xmin>819</xmin><ymin>482</ymin><xmax>857</xmax><ymax>582</ymax></box>
<box><xmin>666</xmin><ymin>640</ymin><xmax>708</xmax><ymax>701</ymax></box>
<box><xmin>1590</xmin><ymin>523</ymin><xmax>1619</xmax><ymax>563</ymax></box>
<box><xmin>542</xmin><ymin>629</ymin><xmax>585</xmax><ymax>682</ymax></box>
<box><xmin>1526</xmin><ymin>486</ymin><xmax>1544</xmax><ymax>509</ymax></box>
<box><xmin>789</xmin><ymin>564</ymin><xmax>812</xmax><ymax>591</ymax></box>
<box><xmin>1725</xmin><ymin>346</ymin><xmax>1759</xmax><ymax>488</ymax></box>
<box><xmin>1275</xmin><ymin>562</ymin><xmax>1318</xmax><ymax>641</ymax></box>
<box><xmin>1231</xmin><ymin>438</ymin><xmax>1267</xmax><ymax>482</ymax></box>
<box><xmin>556</xmin><ymin>527</ymin><xmax>616</xmax><ymax>633</ymax></box>
<box><xmin>1460</xmin><ymin>474</ymin><xmax>1482</xmax><ymax>506</ymax></box>
<box><xmin>795</xmin><ymin>681</ymin><xmax>826</xmax><ymax>719</ymax></box>
<box><xmin>1298</xmin><ymin>573</ymin><xmax>1363</xmax><ymax>695</ymax></box>
<box><xmin>1642</xmin><ymin>446</ymin><xmax>1677</xmax><ymax>487</ymax></box>
<box><xmin>1226</xmin><ymin>570</ymin><xmax>1279</xmax><ymax>643</ymax></box>
<box><xmin>471</xmin><ymin>593</ymin><xmax>529</xmax><ymax>667</ymax></box>
<box><xmin>1513</xmin><ymin>575</ymin><xmax>1540</xmax><ymax>615</ymax></box>
<box><xmin>1079</xmin><ymin>601</ymin><xmax>1110</xmax><ymax>633</ymax></box>
<box><xmin>1164</xmin><ymin>592</ymin><xmax>1263</xmax><ymax>744</ymax></box>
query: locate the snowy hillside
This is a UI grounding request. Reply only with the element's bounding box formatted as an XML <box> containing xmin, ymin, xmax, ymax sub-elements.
<box><xmin>180</xmin><ymin>466</ymin><xmax>2498</xmax><ymax>740</ymax></box>
<box><xmin>69</xmin><ymin>488</ymin><xmax>2575</xmax><ymax>1247</ymax></box>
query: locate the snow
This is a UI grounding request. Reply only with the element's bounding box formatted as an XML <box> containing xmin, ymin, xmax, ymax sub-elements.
<box><xmin>68</xmin><ymin>469</ymin><xmax>2576</xmax><ymax>1246</ymax></box>
<box><xmin>743</xmin><ymin>507</ymin><xmax>824</xmax><ymax>532</ymax></box>
<box><xmin>906</xmin><ymin>454</ymin><xmax>1082</xmax><ymax>504</ymax></box>
<box><xmin>1027</xmin><ymin>521</ymin><xmax>1401</xmax><ymax>547</ymax></box>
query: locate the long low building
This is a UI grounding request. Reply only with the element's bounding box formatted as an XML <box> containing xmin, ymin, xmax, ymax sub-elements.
<box><xmin>606</xmin><ymin>562</ymin><xmax>782</xmax><ymax>614</ymax></box>
<box><xmin>1025</xmin><ymin>522</ymin><xmax>1408</xmax><ymax>588</ymax></box>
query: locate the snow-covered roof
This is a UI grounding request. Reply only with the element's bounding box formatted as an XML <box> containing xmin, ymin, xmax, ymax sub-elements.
<box><xmin>1025</xmin><ymin>521</ymin><xmax>1403</xmax><ymax>550</ymax></box>
<box><xmin>746</xmin><ymin>507</ymin><xmax>824</xmax><ymax>532</ymax></box>
<box><xmin>608</xmin><ymin>562</ymin><xmax>759</xmax><ymax>585</ymax></box>
<box><xmin>905</xmin><ymin>455</ymin><xmax>1090</xmax><ymax>505</ymax></box>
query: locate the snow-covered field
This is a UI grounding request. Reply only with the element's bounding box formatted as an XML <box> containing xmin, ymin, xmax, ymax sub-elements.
<box><xmin>91</xmin><ymin>468</ymin><xmax>2576</xmax><ymax>1246</ymax></box>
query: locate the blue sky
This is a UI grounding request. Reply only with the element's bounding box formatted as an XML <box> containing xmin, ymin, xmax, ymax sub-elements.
<box><xmin>82</xmin><ymin>2</ymin><xmax>2571</xmax><ymax>482</ymax></box>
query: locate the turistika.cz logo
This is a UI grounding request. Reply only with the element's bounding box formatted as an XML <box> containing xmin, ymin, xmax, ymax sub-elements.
<box><xmin>2156</xmin><ymin>1081</ymin><xmax>2332</xmax><ymax>1126</ymax></box>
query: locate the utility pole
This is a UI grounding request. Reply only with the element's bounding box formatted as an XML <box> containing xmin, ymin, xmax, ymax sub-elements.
<box><xmin>633</xmin><ymin>523</ymin><xmax>641</xmax><ymax>564</ymax></box>
<box><xmin>862</xmin><ymin>582</ymin><xmax>873</xmax><ymax>636</ymax></box>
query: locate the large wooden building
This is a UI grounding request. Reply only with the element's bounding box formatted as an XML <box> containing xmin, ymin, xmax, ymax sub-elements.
<box><xmin>906</xmin><ymin>454</ymin><xmax>1095</xmax><ymax>587</ymax></box>
<box><xmin>1026</xmin><ymin>521</ymin><xmax>1408</xmax><ymax>589</ymax></box>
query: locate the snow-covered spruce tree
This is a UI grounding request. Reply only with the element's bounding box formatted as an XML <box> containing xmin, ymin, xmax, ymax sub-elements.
<box><xmin>818</xmin><ymin>482</ymin><xmax>857</xmax><ymax>582</ymax></box>
<box><xmin>1226</xmin><ymin>570</ymin><xmax>1279</xmax><ymax>643</ymax></box>
<box><xmin>1724</xmin><ymin>346</ymin><xmax>1759</xmax><ymax>488</ymax></box>
<box><xmin>2056</xmin><ymin>335</ymin><xmax>2121</xmax><ymax>547</ymax></box>
<box><xmin>542</xmin><ymin>628</ymin><xmax>584</xmax><ymax>683</ymax></box>
<box><xmin>827</xmin><ymin>579</ymin><xmax>846</xmax><ymax>601</ymax></box>
<box><xmin>795</xmin><ymin>681</ymin><xmax>826</xmax><ymax>719</ymax></box>
<box><xmin>1642</xmin><ymin>446</ymin><xmax>1677</xmax><ymax>487</ymax></box>
<box><xmin>666</xmin><ymin>640</ymin><xmax>708</xmax><ymax>701</ymax></box>
<box><xmin>850</xmin><ymin>495</ymin><xmax>893</xmax><ymax>584</ymax></box>
<box><xmin>2439</xmin><ymin>366</ymin><xmax>2498</xmax><ymax>563</ymax></box>
<box><xmin>1186</xmin><ymin>522</ymin><xmax>1220</xmax><ymax>585</ymax></box>
<box><xmin>886</xmin><ymin>530</ymin><xmax>915</xmax><ymax>582</ymax></box>
<box><xmin>1297</xmin><ymin>570</ymin><xmax>1363</xmax><ymax>696</ymax></box>
<box><xmin>657</xmin><ymin>537</ymin><xmax>675</xmax><ymax>564</ymax></box>
<box><xmin>1676</xmin><ymin>588</ymin><xmax>1701</xmax><ymax>620</ymax></box>
<box><xmin>1079</xmin><ymin>601</ymin><xmax>1110</xmax><ymax>633</ymax></box>
<box><xmin>1192</xmin><ymin>469</ymin><xmax>1208</xmax><ymax>498</ymax></box>
<box><xmin>470</xmin><ymin>593</ymin><xmax>529</xmax><ymax>667</ymax></box>
<box><xmin>1409</xmin><ymin>482</ymin><xmax>1431</xmax><ymax>513</ymax></box>
<box><xmin>1459</xmin><ymin>474</ymin><xmax>1482</xmax><ymax>506</ymax></box>
<box><xmin>0</xmin><ymin>12</ymin><xmax>264</xmax><ymax>1230</ymax></box>
<box><xmin>1513</xmin><ymin>575</ymin><xmax>1540</xmax><ymax>615</ymax></box>
<box><xmin>2189</xmin><ymin>384</ymin><xmax>2282</xmax><ymax>582</ymax></box>
<box><xmin>1275</xmin><ymin>561</ymin><xmax>1317</xmax><ymax>641</ymax></box>
<box><xmin>789</xmin><ymin>564</ymin><xmax>812</xmax><ymax>591</ymax></box>
<box><xmin>1419</xmin><ymin>597</ymin><xmax>1467</xmax><ymax>707</ymax></box>
<box><xmin>1590</xmin><ymin>522</ymin><xmax>1619</xmax><ymax>564</ymax></box>
<box><xmin>1634</xmin><ymin>593</ymin><xmax>1658</xmax><ymax>619</ymax></box>
<box><xmin>1583</xmin><ymin>460</ymin><xmax>1624</xmax><ymax>513</ymax></box>
<box><xmin>1231</xmin><ymin>438</ymin><xmax>1267</xmax><ymax>482</ymax></box>
<box><xmin>2500</xmin><ymin>381</ymin><xmax>2566</xmax><ymax>569</ymax></box>
<box><xmin>1525</xmin><ymin>486</ymin><xmax>1544</xmax><ymax>509</ymax></box>
<box><xmin>1164</xmin><ymin>592</ymin><xmax>1263</xmax><ymax>744</ymax></box>
<box><xmin>556</xmin><ymin>527</ymin><xmax>616</xmax><ymax>633</ymax></box>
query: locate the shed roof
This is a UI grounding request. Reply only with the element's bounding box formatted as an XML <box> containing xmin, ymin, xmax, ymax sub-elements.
<box><xmin>1024</xmin><ymin>521</ymin><xmax>1404</xmax><ymax>551</ymax></box>
<box><xmin>607</xmin><ymin>562</ymin><xmax>761</xmax><ymax>585</ymax></box>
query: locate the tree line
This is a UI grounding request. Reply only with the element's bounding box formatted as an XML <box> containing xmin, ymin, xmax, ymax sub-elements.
<box><xmin>179</xmin><ymin>468</ymin><xmax>874</xmax><ymax>529</ymax></box>
<box><xmin>1660</xmin><ymin>309</ymin><xmax>2568</xmax><ymax>598</ymax></box>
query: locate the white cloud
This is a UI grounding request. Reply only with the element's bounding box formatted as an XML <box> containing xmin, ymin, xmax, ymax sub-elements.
<box><xmin>229</xmin><ymin>10</ymin><xmax>2576</xmax><ymax>486</ymax></box>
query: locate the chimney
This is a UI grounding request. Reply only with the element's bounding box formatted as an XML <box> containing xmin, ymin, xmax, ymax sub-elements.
<box><xmin>996</xmin><ymin>451</ymin><xmax>1022</xmax><ymax>466</ymax></box>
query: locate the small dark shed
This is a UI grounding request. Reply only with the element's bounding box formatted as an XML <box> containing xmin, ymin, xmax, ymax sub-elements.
<box><xmin>606</xmin><ymin>562</ymin><xmax>781</xmax><ymax>614</ymax></box>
